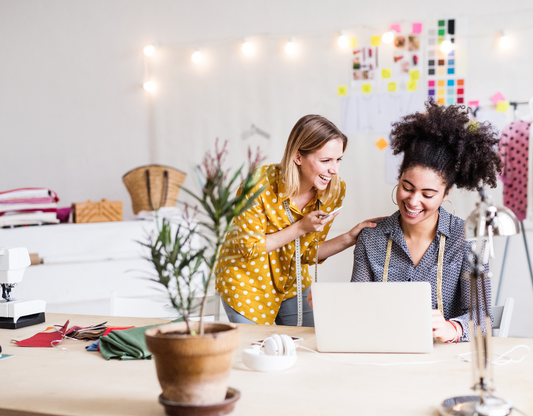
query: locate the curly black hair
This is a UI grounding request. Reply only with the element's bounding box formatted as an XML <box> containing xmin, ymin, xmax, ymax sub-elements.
<box><xmin>390</xmin><ymin>100</ymin><xmax>502</xmax><ymax>192</ymax></box>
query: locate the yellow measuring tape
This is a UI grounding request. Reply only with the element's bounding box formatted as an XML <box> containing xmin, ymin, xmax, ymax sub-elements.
<box><xmin>383</xmin><ymin>234</ymin><xmax>446</xmax><ymax>315</ymax></box>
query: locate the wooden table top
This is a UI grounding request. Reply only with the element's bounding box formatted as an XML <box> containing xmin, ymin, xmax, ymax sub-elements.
<box><xmin>1</xmin><ymin>313</ymin><xmax>532</xmax><ymax>416</ymax></box>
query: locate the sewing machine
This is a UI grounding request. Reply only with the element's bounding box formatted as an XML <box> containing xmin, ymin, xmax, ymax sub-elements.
<box><xmin>0</xmin><ymin>247</ymin><xmax>46</xmax><ymax>329</ymax></box>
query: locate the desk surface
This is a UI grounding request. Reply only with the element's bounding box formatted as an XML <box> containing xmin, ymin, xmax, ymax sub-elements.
<box><xmin>1</xmin><ymin>314</ymin><xmax>532</xmax><ymax>416</ymax></box>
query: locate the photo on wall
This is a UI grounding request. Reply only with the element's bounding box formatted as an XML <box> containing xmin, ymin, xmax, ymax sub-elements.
<box><xmin>352</xmin><ymin>47</ymin><xmax>378</xmax><ymax>81</ymax></box>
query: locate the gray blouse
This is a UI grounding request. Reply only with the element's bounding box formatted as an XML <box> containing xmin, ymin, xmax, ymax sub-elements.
<box><xmin>351</xmin><ymin>208</ymin><xmax>491</xmax><ymax>342</ymax></box>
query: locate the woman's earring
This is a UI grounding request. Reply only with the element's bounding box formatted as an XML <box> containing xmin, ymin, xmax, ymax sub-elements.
<box><xmin>442</xmin><ymin>199</ymin><xmax>456</xmax><ymax>217</ymax></box>
<box><xmin>391</xmin><ymin>185</ymin><xmax>398</xmax><ymax>206</ymax></box>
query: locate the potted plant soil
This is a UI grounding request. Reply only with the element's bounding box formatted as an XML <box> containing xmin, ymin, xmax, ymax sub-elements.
<box><xmin>143</xmin><ymin>142</ymin><xmax>267</xmax><ymax>411</ymax></box>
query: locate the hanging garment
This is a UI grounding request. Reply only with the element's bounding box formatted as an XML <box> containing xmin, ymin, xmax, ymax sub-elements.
<box><xmin>499</xmin><ymin>120</ymin><xmax>532</xmax><ymax>221</ymax></box>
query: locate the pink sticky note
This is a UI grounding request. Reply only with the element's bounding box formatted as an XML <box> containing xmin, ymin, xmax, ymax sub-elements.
<box><xmin>468</xmin><ymin>100</ymin><xmax>480</xmax><ymax>107</ymax></box>
<box><xmin>390</xmin><ymin>23</ymin><xmax>401</xmax><ymax>33</ymax></box>
<box><xmin>412</xmin><ymin>23</ymin><xmax>423</xmax><ymax>34</ymax></box>
<box><xmin>491</xmin><ymin>92</ymin><xmax>506</xmax><ymax>106</ymax></box>
<box><xmin>428</xmin><ymin>80</ymin><xmax>435</xmax><ymax>87</ymax></box>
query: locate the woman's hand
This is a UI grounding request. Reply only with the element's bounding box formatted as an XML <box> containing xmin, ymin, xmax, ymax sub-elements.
<box><xmin>346</xmin><ymin>217</ymin><xmax>386</xmax><ymax>245</ymax></box>
<box><xmin>432</xmin><ymin>309</ymin><xmax>462</xmax><ymax>342</ymax></box>
<box><xmin>307</xmin><ymin>288</ymin><xmax>313</xmax><ymax>309</ymax></box>
<box><xmin>297</xmin><ymin>210</ymin><xmax>338</xmax><ymax>234</ymax></box>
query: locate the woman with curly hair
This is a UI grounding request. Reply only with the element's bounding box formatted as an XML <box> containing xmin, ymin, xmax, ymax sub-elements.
<box><xmin>350</xmin><ymin>100</ymin><xmax>502</xmax><ymax>343</ymax></box>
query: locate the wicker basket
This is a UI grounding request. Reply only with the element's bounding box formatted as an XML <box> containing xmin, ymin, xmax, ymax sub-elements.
<box><xmin>123</xmin><ymin>164</ymin><xmax>187</xmax><ymax>214</ymax></box>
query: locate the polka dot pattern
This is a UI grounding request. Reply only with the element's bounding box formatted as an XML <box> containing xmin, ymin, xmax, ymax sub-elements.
<box><xmin>215</xmin><ymin>164</ymin><xmax>345</xmax><ymax>325</ymax></box>
<box><xmin>351</xmin><ymin>208</ymin><xmax>492</xmax><ymax>342</ymax></box>
<box><xmin>498</xmin><ymin>120</ymin><xmax>531</xmax><ymax>221</ymax></box>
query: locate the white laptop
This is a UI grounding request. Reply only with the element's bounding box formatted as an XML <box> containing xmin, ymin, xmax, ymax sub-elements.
<box><xmin>312</xmin><ymin>282</ymin><xmax>433</xmax><ymax>353</ymax></box>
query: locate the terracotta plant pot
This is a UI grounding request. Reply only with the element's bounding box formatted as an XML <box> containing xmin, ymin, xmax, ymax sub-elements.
<box><xmin>145</xmin><ymin>321</ymin><xmax>240</xmax><ymax>405</ymax></box>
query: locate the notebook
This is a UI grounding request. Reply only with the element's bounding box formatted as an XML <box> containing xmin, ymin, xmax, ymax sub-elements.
<box><xmin>312</xmin><ymin>282</ymin><xmax>433</xmax><ymax>353</ymax></box>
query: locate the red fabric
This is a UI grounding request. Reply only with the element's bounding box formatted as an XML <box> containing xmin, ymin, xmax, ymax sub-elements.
<box><xmin>15</xmin><ymin>320</ymin><xmax>69</xmax><ymax>348</ymax></box>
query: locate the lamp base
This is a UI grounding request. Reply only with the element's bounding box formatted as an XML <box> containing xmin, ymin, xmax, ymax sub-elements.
<box><xmin>439</xmin><ymin>395</ymin><xmax>513</xmax><ymax>416</ymax></box>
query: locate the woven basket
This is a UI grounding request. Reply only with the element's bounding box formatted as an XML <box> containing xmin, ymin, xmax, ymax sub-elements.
<box><xmin>123</xmin><ymin>165</ymin><xmax>187</xmax><ymax>214</ymax></box>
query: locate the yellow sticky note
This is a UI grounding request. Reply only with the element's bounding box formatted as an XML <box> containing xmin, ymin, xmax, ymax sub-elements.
<box><xmin>407</xmin><ymin>80</ymin><xmax>418</xmax><ymax>91</ymax></box>
<box><xmin>375</xmin><ymin>138</ymin><xmax>388</xmax><ymax>151</ymax></box>
<box><xmin>381</xmin><ymin>68</ymin><xmax>392</xmax><ymax>79</ymax></box>
<box><xmin>437</xmin><ymin>89</ymin><xmax>445</xmax><ymax>96</ymax></box>
<box><xmin>437</xmin><ymin>67</ymin><xmax>445</xmax><ymax>75</ymax></box>
<box><xmin>337</xmin><ymin>85</ymin><xmax>348</xmax><ymax>96</ymax></box>
<box><xmin>409</xmin><ymin>70</ymin><xmax>420</xmax><ymax>81</ymax></box>
<box><xmin>362</xmin><ymin>83</ymin><xmax>372</xmax><ymax>94</ymax></box>
<box><xmin>349</xmin><ymin>37</ymin><xmax>357</xmax><ymax>48</ymax></box>
<box><xmin>371</xmin><ymin>36</ymin><xmax>381</xmax><ymax>46</ymax></box>
<box><xmin>388</xmin><ymin>82</ymin><xmax>397</xmax><ymax>92</ymax></box>
<box><xmin>437</xmin><ymin>98</ymin><xmax>445</xmax><ymax>105</ymax></box>
<box><xmin>496</xmin><ymin>101</ymin><xmax>510</xmax><ymax>113</ymax></box>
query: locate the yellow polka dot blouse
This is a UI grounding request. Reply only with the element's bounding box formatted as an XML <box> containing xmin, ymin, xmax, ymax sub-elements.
<box><xmin>215</xmin><ymin>164</ymin><xmax>346</xmax><ymax>325</ymax></box>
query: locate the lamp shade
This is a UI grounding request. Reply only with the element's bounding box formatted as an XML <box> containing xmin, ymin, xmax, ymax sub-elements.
<box><xmin>464</xmin><ymin>204</ymin><xmax>519</xmax><ymax>240</ymax></box>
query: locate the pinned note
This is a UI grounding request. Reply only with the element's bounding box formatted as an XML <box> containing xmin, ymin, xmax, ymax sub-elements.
<box><xmin>362</xmin><ymin>83</ymin><xmax>372</xmax><ymax>94</ymax></box>
<box><xmin>337</xmin><ymin>85</ymin><xmax>348</xmax><ymax>96</ymax></box>
<box><xmin>407</xmin><ymin>80</ymin><xmax>418</xmax><ymax>91</ymax></box>
<box><xmin>350</xmin><ymin>37</ymin><xmax>357</xmax><ymax>48</ymax></box>
<box><xmin>468</xmin><ymin>100</ymin><xmax>480</xmax><ymax>107</ymax></box>
<box><xmin>387</xmin><ymin>82</ymin><xmax>397</xmax><ymax>92</ymax></box>
<box><xmin>409</xmin><ymin>69</ymin><xmax>420</xmax><ymax>81</ymax></box>
<box><xmin>491</xmin><ymin>92</ymin><xmax>506</xmax><ymax>106</ymax></box>
<box><xmin>381</xmin><ymin>68</ymin><xmax>392</xmax><ymax>79</ymax></box>
<box><xmin>496</xmin><ymin>101</ymin><xmax>510</xmax><ymax>113</ymax></box>
<box><xmin>390</xmin><ymin>23</ymin><xmax>401</xmax><ymax>33</ymax></box>
<box><xmin>371</xmin><ymin>36</ymin><xmax>381</xmax><ymax>46</ymax></box>
<box><xmin>412</xmin><ymin>23</ymin><xmax>423</xmax><ymax>34</ymax></box>
<box><xmin>375</xmin><ymin>138</ymin><xmax>388</xmax><ymax>151</ymax></box>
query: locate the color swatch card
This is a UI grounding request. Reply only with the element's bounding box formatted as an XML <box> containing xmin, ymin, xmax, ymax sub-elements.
<box><xmin>426</xmin><ymin>19</ymin><xmax>465</xmax><ymax>105</ymax></box>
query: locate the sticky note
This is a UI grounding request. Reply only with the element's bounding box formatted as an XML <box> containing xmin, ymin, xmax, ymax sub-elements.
<box><xmin>438</xmin><ymin>20</ymin><xmax>445</xmax><ymax>27</ymax></box>
<box><xmin>388</xmin><ymin>82</ymin><xmax>397</xmax><ymax>92</ymax></box>
<box><xmin>457</xmin><ymin>97</ymin><xmax>464</xmax><ymax>104</ymax></box>
<box><xmin>428</xmin><ymin>89</ymin><xmax>435</xmax><ymax>96</ymax></box>
<box><xmin>390</xmin><ymin>23</ymin><xmax>401</xmax><ymax>33</ymax></box>
<box><xmin>496</xmin><ymin>101</ymin><xmax>510</xmax><ymax>113</ymax></box>
<box><xmin>381</xmin><ymin>68</ymin><xmax>392</xmax><ymax>79</ymax></box>
<box><xmin>468</xmin><ymin>100</ymin><xmax>480</xmax><ymax>107</ymax></box>
<box><xmin>491</xmin><ymin>92</ymin><xmax>505</xmax><ymax>105</ymax></box>
<box><xmin>362</xmin><ymin>83</ymin><xmax>372</xmax><ymax>94</ymax></box>
<box><xmin>371</xmin><ymin>36</ymin><xmax>381</xmax><ymax>46</ymax></box>
<box><xmin>407</xmin><ymin>80</ymin><xmax>417</xmax><ymax>91</ymax></box>
<box><xmin>412</xmin><ymin>23</ymin><xmax>423</xmax><ymax>34</ymax></box>
<box><xmin>457</xmin><ymin>79</ymin><xmax>464</xmax><ymax>86</ymax></box>
<box><xmin>409</xmin><ymin>70</ymin><xmax>420</xmax><ymax>80</ymax></box>
<box><xmin>437</xmin><ymin>80</ymin><xmax>445</xmax><ymax>87</ymax></box>
<box><xmin>438</xmin><ymin>89</ymin><xmax>445</xmax><ymax>95</ymax></box>
<box><xmin>375</xmin><ymin>138</ymin><xmax>388</xmax><ymax>150</ymax></box>
<box><xmin>350</xmin><ymin>37</ymin><xmax>357</xmax><ymax>48</ymax></box>
<box><xmin>428</xmin><ymin>80</ymin><xmax>435</xmax><ymax>87</ymax></box>
<box><xmin>337</xmin><ymin>86</ymin><xmax>348</xmax><ymax>96</ymax></box>
<box><xmin>437</xmin><ymin>97</ymin><xmax>445</xmax><ymax>105</ymax></box>
<box><xmin>437</xmin><ymin>67</ymin><xmax>445</xmax><ymax>75</ymax></box>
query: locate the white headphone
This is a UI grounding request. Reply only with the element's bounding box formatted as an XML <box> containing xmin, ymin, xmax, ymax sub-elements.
<box><xmin>242</xmin><ymin>334</ymin><xmax>298</xmax><ymax>372</ymax></box>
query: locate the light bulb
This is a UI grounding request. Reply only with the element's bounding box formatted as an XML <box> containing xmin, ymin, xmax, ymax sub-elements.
<box><xmin>242</xmin><ymin>38</ymin><xmax>254</xmax><ymax>55</ymax></box>
<box><xmin>382</xmin><ymin>31</ymin><xmax>394</xmax><ymax>44</ymax></box>
<box><xmin>440</xmin><ymin>39</ymin><xmax>454</xmax><ymax>54</ymax></box>
<box><xmin>499</xmin><ymin>32</ymin><xmax>511</xmax><ymax>49</ymax></box>
<box><xmin>143</xmin><ymin>45</ymin><xmax>156</xmax><ymax>57</ymax></box>
<box><xmin>191</xmin><ymin>50</ymin><xmax>203</xmax><ymax>63</ymax></box>
<box><xmin>285</xmin><ymin>38</ymin><xmax>296</xmax><ymax>55</ymax></box>
<box><xmin>143</xmin><ymin>81</ymin><xmax>156</xmax><ymax>92</ymax></box>
<box><xmin>338</xmin><ymin>32</ymin><xmax>349</xmax><ymax>48</ymax></box>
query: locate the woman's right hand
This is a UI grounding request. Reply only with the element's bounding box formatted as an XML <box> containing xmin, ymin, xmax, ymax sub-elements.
<box><xmin>297</xmin><ymin>210</ymin><xmax>338</xmax><ymax>234</ymax></box>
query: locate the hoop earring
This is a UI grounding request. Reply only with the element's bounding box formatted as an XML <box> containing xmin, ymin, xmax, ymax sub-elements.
<box><xmin>391</xmin><ymin>185</ymin><xmax>398</xmax><ymax>206</ymax></box>
<box><xmin>442</xmin><ymin>199</ymin><xmax>455</xmax><ymax>217</ymax></box>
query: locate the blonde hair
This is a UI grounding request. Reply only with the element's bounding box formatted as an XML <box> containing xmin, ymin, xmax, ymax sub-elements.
<box><xmin>279</xmin><ymin>115</ymin><xmax>347</xmax><ymax>205</ymax></box>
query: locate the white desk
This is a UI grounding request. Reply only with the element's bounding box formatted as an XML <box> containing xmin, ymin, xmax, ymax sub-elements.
<box><xmin>1</xmin><ymin>314</ymin><xmax>532</xmax><ymax>416</ymax></box>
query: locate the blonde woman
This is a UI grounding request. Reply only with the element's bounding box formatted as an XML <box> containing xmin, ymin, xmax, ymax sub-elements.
<box><xmin>215</xmin><ymin>115</ymin><xmax>378</xmax><ymax>326</ymax></box>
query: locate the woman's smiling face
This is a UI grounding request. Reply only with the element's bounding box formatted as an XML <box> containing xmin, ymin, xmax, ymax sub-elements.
<box><xmin>296</xmin><ymin>138</ymin><xmax>344</xmax><ymax>192</ymax></box>
<box><xmin>396</xmin><ymin>166</ymin><xmax>448</xmax><ymax>226</ymax></box>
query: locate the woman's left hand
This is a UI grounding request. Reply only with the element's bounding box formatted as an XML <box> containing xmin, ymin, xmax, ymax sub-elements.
<box><xmin>432</xmin><ymin>309</ymin><xmax>461</xmax><ymax>342</ymax></box>
<box><xmin>347</xmin><ymin>217</ymin><xmax>386</xmax><ymax>245</ymax></box>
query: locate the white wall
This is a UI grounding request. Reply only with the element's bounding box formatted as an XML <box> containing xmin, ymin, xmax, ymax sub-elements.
<box><xmin>1</xmin><ymin>0</ymin><xmax>532</xmax><ymax>335</ymax></box>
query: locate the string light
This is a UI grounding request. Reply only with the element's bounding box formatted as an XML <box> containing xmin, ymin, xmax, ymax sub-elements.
<box><xmin>338</xmin><ymin>31</ymin><xmax>349</xmax><ymax>48</ymax></box>
<box><xmin>242</xmin><ymin>38</ymin><xmax>254</xmax><ymax>55</ymax></box>
<box><xmin>143</xmin><ymin>81</ymin><xmax>157</xmax><ymax>92</ymax></box>
<box><xmin>191</xmin><ymin>49</ymin><xmax>203</xmax><ymax>63</ymax></box>
<box><xmin>499</xmin><ymin>31</ymin><xmax>511</xmax><ymax>49</ymax></box>
<box><xmin>285</xmin><ymin>38</ymin><xmax>296</xmax><ymax>55</ymax></box>
<box><xmin>440</xmin><ymin>36</ymin><xmax>454</xmax><ymax>54</ymax></box>
<box><xmin>143</xmin><ymin>45</ymin><xmax>156</xmax><ymax>57</ymax></box>
<box><xmin>381</xmin><ymin>31</ymin><xmax>394</xmax><ymax>44</ymax></box>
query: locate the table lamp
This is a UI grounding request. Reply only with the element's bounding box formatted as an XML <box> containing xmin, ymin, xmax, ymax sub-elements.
<box><xmin>440</xmin><ymin>188</ymin><xmax>519</xmax><ymax>416</ymax></box>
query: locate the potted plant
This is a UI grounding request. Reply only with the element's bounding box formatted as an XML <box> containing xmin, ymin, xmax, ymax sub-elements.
<box><xmin>144</xmin><ymin>141</ymin><xmax>267</xmax><ymax>408</ymax></box>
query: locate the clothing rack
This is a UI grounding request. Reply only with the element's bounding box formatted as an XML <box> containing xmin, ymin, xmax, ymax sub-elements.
<box><xmin>496</xmin><ymin>100</ymin><xmax>533</xmax><ymax>305</ymax></box>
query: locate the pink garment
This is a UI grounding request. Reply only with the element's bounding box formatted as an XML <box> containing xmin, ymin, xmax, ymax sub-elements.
<box><xmin>499</xmin><ymin>120</ymin><xmax>532</xmax><ymax>221</ymax></box>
